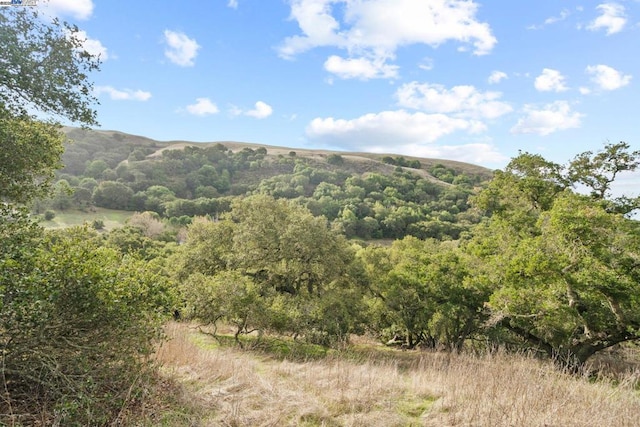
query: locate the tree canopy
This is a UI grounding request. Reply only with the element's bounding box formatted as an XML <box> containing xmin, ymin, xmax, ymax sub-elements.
<box><xmin>468</xmin><ymin>144</ymin><xmax>640</xmax><ymax>367</ymax></box>
<box><xmin>0</xmin><ymin>107</ymin><xmax>64</xmax><ymax>203</ymax></box>
<box><xmin>176</xmin><ymin>195</ymin><xmax>366</xmax><ymax>345</ymax></box>
<box><xmin>0</xmin><ymin>7</ymin><xmax>100</xmax><ymax>205</ymax></box>
<box><xmin>0</xmin><ymin>7</ymin><xmax>100</xmax><ymax>125</ymax></box>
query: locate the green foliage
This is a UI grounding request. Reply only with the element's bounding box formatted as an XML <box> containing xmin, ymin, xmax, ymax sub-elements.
<box><xmin>0</xmin><ymin>214</ymin><xmax>174</xmax><ymax>424</ymax></box>
<box><xmin>326</xmin><ymin>153</ymin><xmax>344</xmax><ymax>165</ymax></box>
<box><xmin>0</xmin><ymin>7</ymin><xmax>100</xmax><ymax>125</ymax></box>
<box><xmin>84</xmin><ymin>159</ymin><xmax>109</xmax><ymax>178</ymax></box>
<box><xmin>54</xmin><ymin>130</ymin><xmax>489</xmax><ymax>241</ymax></box>
<box><xmin>92</xmin><ymin>180</ymin><xmax>134</xmax><ymax>209</ymax></box>
<box><xmin>182</xmin><ymin>271</ymin><xmax>271</xmax><ymax>346</ymax></box>
<box><xmin>103</xmin><ymin>225</ymin><xmax>172</xmax><ymax>261</ymax></box>
<box><xmin>0</xmin><ymin>107</ymin><xmax>65</xmax><ymax>204</ymax></box>
<box><xmin>359</xmin><ymin>238</ymin><xmax>487</xmax><ymax>350</ymax></box>
<box><xmin>567</xmin><ymin>141</ymin><xmax>640</xmax><ymax>212</ymax></box>
<box><xmin>469</xmin><ymin>146</ymin><xmax>640</xmax><ymax>367</ymax></box>
<box><xmin>50</xmin><ymin>179</ymin><xmax>74</xmax><ymax>210</ymax></box>
<box><xmin>380</xmin><ymin>156</ymin><xmax>421</xmax><ymax>169</ymax></box>
<box><xmin>177</xmin><ymin>195</ymin><xmax>365</xmax><ymax>345</ymax></box>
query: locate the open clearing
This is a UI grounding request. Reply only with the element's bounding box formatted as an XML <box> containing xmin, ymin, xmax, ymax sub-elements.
<box><xmin>39</xmin><ymin>208</ymin><xmax>135</xmax><ymax>231</ymax></box>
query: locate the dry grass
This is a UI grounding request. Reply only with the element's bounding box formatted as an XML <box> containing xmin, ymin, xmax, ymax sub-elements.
<box><xmin>155</xmin><ymin>322</ymin><xmax>640</xmax><ymax>426</ymax></box>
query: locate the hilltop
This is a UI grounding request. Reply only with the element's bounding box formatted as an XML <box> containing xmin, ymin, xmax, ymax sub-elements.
<box><xmin>62</xmin><ymin>127</ymin><xmax>493</xmax><ymax>182</ymax></box>
<box><xmin>51</xmin><ymin>127</ymin><xmax>494</xmax><ymax>241</ymax></box>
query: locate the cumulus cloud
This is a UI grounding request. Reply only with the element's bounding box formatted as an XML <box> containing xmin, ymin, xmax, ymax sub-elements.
<box><xmin>228</xmin><ymin>0</ymin><xmax>239</xmax><ymax>8</ymax></box>
<box><xmin>488</xmin><ymin>70</ymin><xmax>507</xmax><ymax>84</ymax></box>
<box><xmin>94</xmin><ymin>86</ymin><xmax>151</xmax><ymax>101</ymax></box>
<box><xmin>586</xmin><ymin>64</ymin><xmax>632</xmax><ymax>90</ymax></box>
<box><xmin>230</xmin><ymin>101</ymin><xmax>274</xmax><ymax>119</ymax></box>
<box><xmin>587</xmin><ymin>3</ymin><xmax>626</xmax><ymax>35</ymax></box>
<box><xmin>395</xmin><ymin>82</ymin><xmax>512</xmax><ymax>119</ymax></box>
<box><xmin>511</xmin><ymin>101</ymin><xmax>583</xmax><ymax>136</ymax></box>
<box><xmin>306</xmin><ymin>110</ymin><xmax>486</xmax><ymax>149</ymax></box>
<box><xmin>41</xmin><ymin>0</ymin><xmax>94</xmax><ymax>20</ymax></box>
<box><xmin>279</xmin><ymin>0</ymin><xmax>496</xmax><ymax>79</ymax></box>
<box><xmin>534</xmin><ymin>68</ymin><xmax>568</xmax><ymax>92</ymax></box>
<box><xmin>186</xmin><ymin>98</ymin><xmax>219</xmax><ymax>116</ymax></box>
<box><xmin>306</xmin><ymin>110</ymin><xmax>505</xmax><ymax>163</ymax></box>
<box><xmin>245</xmin><ymin>101</ymin><xmax>273</xmax><ymax>119</ymax></box>
<box><xmin>324</xmin><ymin>55</ymin><xmax>399</xmax><ymax>80</ymax></box>
<box><xmin>163</xmin><ymin>30</ymin><xmax>200</xmax><ymax>67</ymax></box>
<box><xmin>71</xmin><ymin>30</ymin><xmax>109</xmax><ymax>61</ymax></box>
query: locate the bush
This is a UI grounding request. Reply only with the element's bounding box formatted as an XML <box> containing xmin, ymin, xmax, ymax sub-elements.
<box><xmin>0</xmin><ymin>213</ymin><xmax>175</xmax><ymax>425</ymax></box>
<box><xmin>44</xmin><ymin>209</ymin><xmax>55</xmax><ymax>220</ymax></box>
<box><xmin>327</xmin><ymin>153</ymin><xmax>344</xmax><ymax>165</ymax></box>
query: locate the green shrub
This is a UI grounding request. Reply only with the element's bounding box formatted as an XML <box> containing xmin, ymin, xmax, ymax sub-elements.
<box><xmin>0</xmin><ymin>211</ymin><xmax>175</xmax><ymax>425</ymax></box>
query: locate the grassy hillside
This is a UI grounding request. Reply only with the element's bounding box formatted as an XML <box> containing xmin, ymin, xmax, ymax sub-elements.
<box><xmin>51</xmin><ymin>127</ymin><xmax>494</xmax><ymax>241</ymax></box>
<box><xmin>151</xmin><ymin>322</ymin><xmax>640</xmax><ymax>426</ymax></box>
<box><xmin>61</xmin><ymin>127</ymin><xmax>494</xmax><ymax>184</ymax></box>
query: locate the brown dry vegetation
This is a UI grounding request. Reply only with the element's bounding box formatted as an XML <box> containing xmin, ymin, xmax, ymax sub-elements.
<box><xmin>153</xmin><ymin>322</ymin><xmax>640</xmax><ymax>426</ymax></box>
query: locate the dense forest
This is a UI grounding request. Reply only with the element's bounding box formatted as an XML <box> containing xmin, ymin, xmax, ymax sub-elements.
<box><xmin>2</xmin><ymin>6</ymin><xmax>640</xmax><ymax>426</ymax></box>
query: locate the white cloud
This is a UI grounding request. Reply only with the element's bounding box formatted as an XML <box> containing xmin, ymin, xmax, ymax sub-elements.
<box><xmin>398</xmin><ymin>142</ymin><xmax>506</xmax><ymax>164</ymax></box>
<box><xmin>94</xmin><ymin>86</ymin><xmax>151</xmax><ymax>101</ymax></box>
<box><xmin>228</xmin><ymin>0</ymin><xmax>239</xmax><ymax>8</ymax></box>
<box><xmin>586</xmin><ymin>64</ymin><xmax>632</xmax><ymax>90</ymax></box>
<box><xmin>230</xmin><ymin>101</ymin><xmax>274</xmax><ymax>119</ymax></box>
<box><xmin>544</xmin><ymin>8</ymin><xmax>571</xmax><ymax>25</ymax></box>
<box><xmin>488</xmin><ymin>70</ymin><xmax>507</xmax><ymax>84</ymax></box>
<box><xmin>41</xmin><ymin>0</ymin><xmax>94</xmax><ymax>20</ymax></box>
<box><xmin>324</xmin><ymin>55</ymin><xmax>399</xmax><ymax>80</ymax></box>
<box><xmin>163</xmin><ymin>30</ymin><xmax>200</xmax><ymax>67</ymax></box>
<box><xmin>511</xmin><ymin>101</ymin><xmax>583</xmax><ymax>136</ymax></box>
<box><xmin>279</xmin><ymin>0</ymin><xmax>343</xmax><ymax>58</ymax></box>
<box><xmin>395</xmin><ymin>82</ymin><xmax>512</xmax><ymax>119</ymax></box>
<box><xmin>534</xmin><ymin>68</ymin><xmax>568</xmax><ymax>92</ymax></box>
<box><xmin>528</xmin><ymin>8</ymin><xmax>571</xmax><ymax>30</ymax></box>
<box><xmin>306</xmin><ymin>110</ymin><xmax>486</xmax><ymax>149</ymax></box>
<box><xmin>246</xmin><ymin>101</ymin><xmax>273</xmax><ymax>119</ymax></box>
<box><xmin>186</xmin><ymin>98</ymin><xmax>219</xmax><ymax>116</ymax></box>
<box><xmin>306</xmin><ymin>110</ymin><xmax>505</xmax><ymax>163</ymax></box>
<box><xmin>72</xmin><ymin>30</ymin><xmax>109</xmax><ymax>61</ymax></box>
<box><xmin>279</xmin><ymin>0</ymin><xmax>496</xmax><ymax>79</ymax></box>
<box><xmin>587</xmin><ymin>3</ymin><xmax>626</xmax><ymax>35</ymax></box>
<box><xmin>418</xmin><ymin>57</ymin><xmax>434</xmax><ymax>71</ymax></box>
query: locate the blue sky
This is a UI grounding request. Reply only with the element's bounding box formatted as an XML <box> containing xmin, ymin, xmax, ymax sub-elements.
<box><xmin>38</xmin><ymin>0</ymin><xmax>639</xmax><ymax>193</ymax></box>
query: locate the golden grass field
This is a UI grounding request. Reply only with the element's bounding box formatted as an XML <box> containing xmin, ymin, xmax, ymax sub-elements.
<box><xmin>150</xmin><ymin>322</ymin><xmax>640</xmax><ymax>427</ymax></box>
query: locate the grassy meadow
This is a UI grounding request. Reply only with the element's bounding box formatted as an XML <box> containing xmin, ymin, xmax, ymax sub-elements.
<box><xmin>38</xmin><ymin>207</ymin><xmax>134</xmax><ymax>231</ymax></box>
<box><xmin>149</xmin><ymin>322</ymin><xmax>640</xmax><ymax>427</ymax></box>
